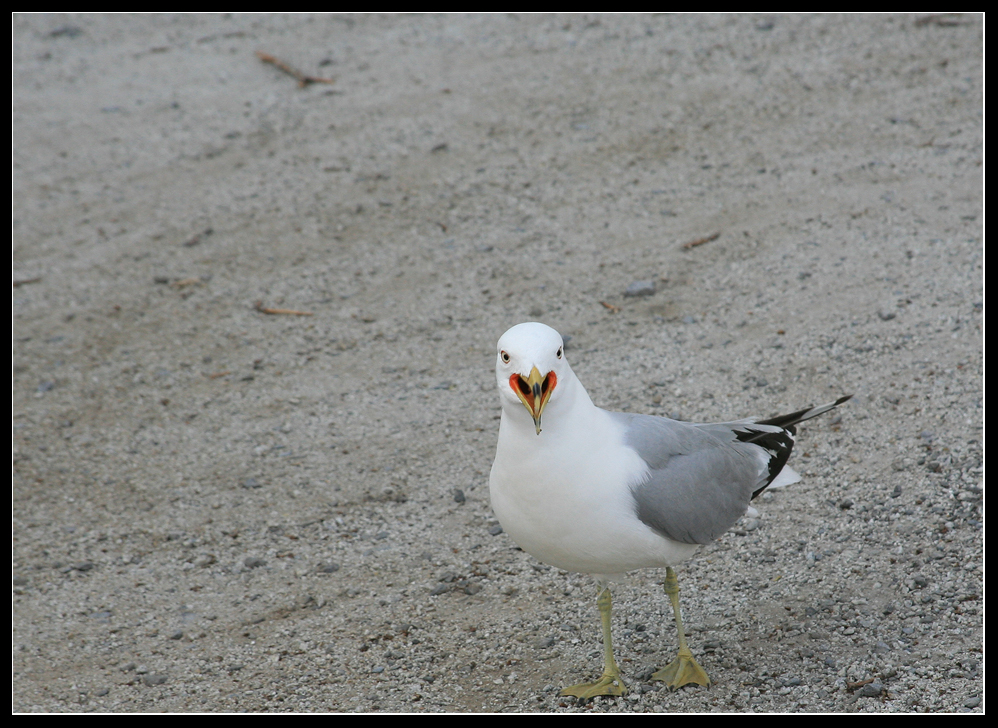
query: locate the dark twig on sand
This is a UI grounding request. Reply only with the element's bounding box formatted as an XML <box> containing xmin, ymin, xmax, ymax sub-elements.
<box><xmin>682</xmin><ymin>231</ymin><xmax>721</xmax><ymax>250</ymax></box>
<box><xmin>256</xmin><ymin>51</ymin><xmax>336</xmax><ymax>88</ymax></box>
<box><xmin>254</xmin><ymin>301</ymin><xmax>314</xmax><ymax>316</ymax></box>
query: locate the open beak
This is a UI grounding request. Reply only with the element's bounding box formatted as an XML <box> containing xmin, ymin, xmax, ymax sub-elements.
<box><xmin>509</xmin><ymin>366</ymin><xmax>557</xmax><ymax>435</ymax></box>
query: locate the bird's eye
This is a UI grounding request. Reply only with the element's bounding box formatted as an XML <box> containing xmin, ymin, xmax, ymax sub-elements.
<box><xmin>500</xmin><ymin>350</ymin><xmax>510</xmax><ymax>364</ymax></box>
<box><xmin>556</xmin><ymin>347</ymin><xmax>563</xmax><ymax>359</ymax></box>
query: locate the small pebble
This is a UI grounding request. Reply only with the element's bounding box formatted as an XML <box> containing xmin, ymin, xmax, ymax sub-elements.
<box><xmin>624</xmin><ymin>280</ymin><xmax>656</xmax><ymax>297</ymax></box>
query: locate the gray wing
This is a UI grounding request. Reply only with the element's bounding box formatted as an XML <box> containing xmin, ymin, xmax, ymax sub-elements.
<box><xmin>612</xmin><ymin>412</ymin><xmax>776</xmax><ymax>545</ymax></box>
<box><xmin>613</xmin><ymin>396</ymin><xmax>851</xmax><ymax>545</ymax></box>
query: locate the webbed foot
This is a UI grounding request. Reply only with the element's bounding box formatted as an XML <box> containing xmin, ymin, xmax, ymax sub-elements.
<box><xmin>560</xmin><ymin>671</ymin><xmax>627</xmax><ymax>698</ymax></box>
<box><xmin>651</xmin><ymin>651</ymin><xmax>710</xmax><ymax>690</ymax></box>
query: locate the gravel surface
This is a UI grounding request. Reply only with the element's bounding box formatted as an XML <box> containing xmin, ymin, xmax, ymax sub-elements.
<box><xmin>13</xmin><ymin>14</ymin><xmax>982</xmax><ymax>713</ymax></box>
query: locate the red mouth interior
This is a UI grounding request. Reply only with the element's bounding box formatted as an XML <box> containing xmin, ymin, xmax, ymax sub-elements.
<box><xmin>509</xmin><ymin>371</ymin><xmax>557</xmax><ymax>411</ymax></box>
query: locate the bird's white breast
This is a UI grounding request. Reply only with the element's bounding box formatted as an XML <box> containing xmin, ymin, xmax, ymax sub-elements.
<box><xmin>490</xmin><ymin>398</ymin><xmax>698</xmax><ymax>576</ymax></box>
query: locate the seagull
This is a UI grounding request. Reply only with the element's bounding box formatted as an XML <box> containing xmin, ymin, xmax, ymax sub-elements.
<box><xmin>489</xmin><ymin>322</ymin><xmax>850</xmax><ymax>698</ymax></box>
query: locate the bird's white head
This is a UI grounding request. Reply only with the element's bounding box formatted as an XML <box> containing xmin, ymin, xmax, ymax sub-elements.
<box><xmin>495</xmin><ymin>322</ymin><xmax>570</xmax><ymax>435</ymax></box>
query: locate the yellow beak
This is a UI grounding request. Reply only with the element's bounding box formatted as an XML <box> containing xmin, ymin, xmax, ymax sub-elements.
<box><xmin>510</xmin><ymin>366</ymin><xmax>557</xmax><ymax>435</ymax></box>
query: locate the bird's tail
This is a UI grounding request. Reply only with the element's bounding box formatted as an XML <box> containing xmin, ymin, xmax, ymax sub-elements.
<box><xmin>745</xmin><ymin>395</ymin><xmax>851</xmax><ymax>499</ymax></box>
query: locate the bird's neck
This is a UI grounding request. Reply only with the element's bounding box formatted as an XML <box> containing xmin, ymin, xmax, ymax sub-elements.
<box><xmin>501</xmin><ymin>370</ymin><xmax>600</xmax><ymax>441</ymax></box>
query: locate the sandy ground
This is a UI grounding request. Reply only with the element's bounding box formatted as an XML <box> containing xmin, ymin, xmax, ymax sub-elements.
<box><xmin>12</xmin><ymin>14</ymin><xmax>982</xmax><ymax>713</ymax></box>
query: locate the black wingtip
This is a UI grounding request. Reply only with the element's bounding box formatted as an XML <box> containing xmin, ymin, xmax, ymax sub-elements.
<box><xmin>755</xmin><ymin>395</ymin><xmax>852</xmax><ymax>430</ymax></box>
<box><xmin>748</xmin><ymin>395</ymin><xmax>852</xmax><ymax>499</ymax></box>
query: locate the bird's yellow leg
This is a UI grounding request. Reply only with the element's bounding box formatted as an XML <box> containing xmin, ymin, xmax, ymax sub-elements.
<box><xmin>652</xmin><ymin>567</ymin><xmax>710</xmax><ymax>690</ymax></box>
<box><xmin>560</xmin><ymin>587</ymin><xmax>628</xmax><ymax>698</ymax></box>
